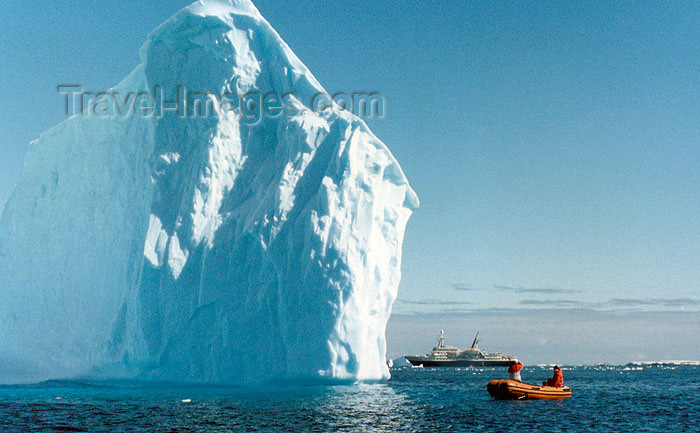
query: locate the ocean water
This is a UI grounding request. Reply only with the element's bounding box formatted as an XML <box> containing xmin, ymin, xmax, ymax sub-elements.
<box><xmin>1</xmin><ymin>365</ymin><xmax>698</xmax><ymax>432</ymax></box>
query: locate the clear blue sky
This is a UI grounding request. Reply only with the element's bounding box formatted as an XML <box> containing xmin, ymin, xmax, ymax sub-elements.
<box><xmin>1</xmin><ymin>1</ymin><xmax>699</xmax><ymax>361</ymax></box>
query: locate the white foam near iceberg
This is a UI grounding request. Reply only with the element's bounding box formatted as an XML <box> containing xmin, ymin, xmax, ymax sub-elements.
<box><xmin>0</xmin><ymin>0</ymin><xmax>418</xmax><ymax>384</ymax></box>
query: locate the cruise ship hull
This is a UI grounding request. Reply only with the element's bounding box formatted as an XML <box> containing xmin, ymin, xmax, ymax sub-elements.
<box><xmin>404</xmin><ymin>357</ymin><xmax>515</xmax><ymax>367</ymax></box>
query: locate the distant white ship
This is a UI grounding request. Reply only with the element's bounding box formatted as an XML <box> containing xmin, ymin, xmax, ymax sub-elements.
<box><xmin>405</xmin><ymin>330</ymin><xmax>518</xmax><ymax>367</ymax></box>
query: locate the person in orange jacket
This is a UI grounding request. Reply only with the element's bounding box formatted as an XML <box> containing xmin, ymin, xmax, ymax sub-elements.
<box><xmin>544</xmin><ymin>365</ymin><xmax>563</xmax><ymax>387</ymax></box>
<box><xmin>508</xmin><ymin>361</ymin><xmax>523</xmax><ymax>382</ymax></box>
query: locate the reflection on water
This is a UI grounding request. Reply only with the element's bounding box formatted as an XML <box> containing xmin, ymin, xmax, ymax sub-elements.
<box><xmin>312</xmin><ymin>384</ymin><xmax>414</xmax><ymax>432</ymax></box>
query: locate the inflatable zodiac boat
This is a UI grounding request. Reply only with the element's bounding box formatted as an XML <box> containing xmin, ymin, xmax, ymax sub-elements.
<box><xmin>487</xmin><ymin>379</ymin><xmax>572</xmax><ymax>400</ymax></box>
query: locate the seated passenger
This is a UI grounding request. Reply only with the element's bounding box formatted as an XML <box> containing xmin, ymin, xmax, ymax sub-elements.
<box><xmin>543</xmin><ymin>365</ymin><xmax>563</xmax><ymax>387</ymax></box>
<box><xmin>508</xmin><ymin>361</ymin><xmax>523</xmax><ymax>382</ymax></box>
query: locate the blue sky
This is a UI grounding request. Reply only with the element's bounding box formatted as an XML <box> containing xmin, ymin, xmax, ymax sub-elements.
<box><xmin>1</xmin><ymin>1</ymin><xmax>699</xmax><ymax>360</ymax></box>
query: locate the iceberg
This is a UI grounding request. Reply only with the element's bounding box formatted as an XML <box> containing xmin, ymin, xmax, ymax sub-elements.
<box><xmin>0</xmin><ymin>0</ymin><xmax>417</xmax><ymax>384</ymax></box>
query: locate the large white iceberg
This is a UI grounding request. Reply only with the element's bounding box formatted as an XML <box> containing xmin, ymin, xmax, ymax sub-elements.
<box><xmin>0</xmin><ymin>0</ymin><xmax>417</xmax><ymax>384</ymax></box>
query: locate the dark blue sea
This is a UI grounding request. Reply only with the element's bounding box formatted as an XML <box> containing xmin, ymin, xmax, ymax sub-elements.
<box><xmin>1</xmin><ymin>365</ymin><xmax>698</xmax><ymax>432</ymax></box>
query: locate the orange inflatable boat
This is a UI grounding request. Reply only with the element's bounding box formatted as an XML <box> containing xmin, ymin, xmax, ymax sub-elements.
<box><xmin>487</xmin><ymin>379</ymin><xmax>572</xmax><ymax>400</ymax></box>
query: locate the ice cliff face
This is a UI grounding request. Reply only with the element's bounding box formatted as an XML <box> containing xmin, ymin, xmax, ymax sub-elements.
<box><xmin>0</xmin><ymin>0</ymin><xmax>418</xmax><ymax>384</ymax></box>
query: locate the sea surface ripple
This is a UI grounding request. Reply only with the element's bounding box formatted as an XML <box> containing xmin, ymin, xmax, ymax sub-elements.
<box><xmin>1</xmin><ymin>365</ymin><xmax>697</xmax><ymax>432</ymax></box>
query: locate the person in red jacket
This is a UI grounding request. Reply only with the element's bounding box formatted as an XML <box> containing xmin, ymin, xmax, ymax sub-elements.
<box><xmin>544</xmin><ymin>365</ymin><xmax>563</xmax><ymax>387</ymax></box>
<box><xmin>508</xmin><ymin>361</ymin><xmax>523</xmax><ymax>382</ymax></box>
